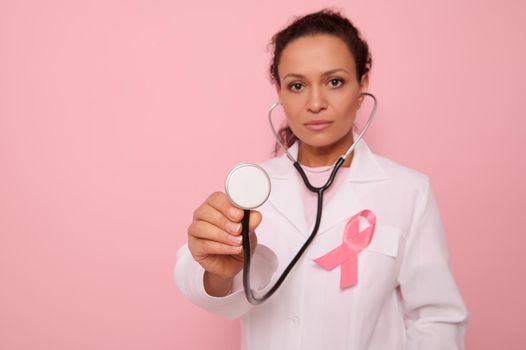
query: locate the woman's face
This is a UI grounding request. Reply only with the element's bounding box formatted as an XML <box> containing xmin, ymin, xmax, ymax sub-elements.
<box><xmin>276</xmin><ymin>34</ymin><xmax>368</xmax><ymax>150</ymax></box>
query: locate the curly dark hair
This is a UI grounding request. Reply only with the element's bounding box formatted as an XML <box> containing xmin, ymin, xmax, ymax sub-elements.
<box><xmin>268</xmin><ymin>8</ymin><xmax>372</xmax><ymax>155</ymax></box>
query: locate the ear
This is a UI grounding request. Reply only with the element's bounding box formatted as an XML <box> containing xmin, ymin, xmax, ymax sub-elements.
<box><xmin>275</xmin><ymin>84</ymin><xmax>282</xmax><ymax>103</ymax></box>
<box><xmin>359</xmin><ymin>74</ymin><xmax>369</xmax><ymax>94</ymax></box>
<box><xmin>358</xmin><ymin>74</ymin><xmax>369</xmax><ymax>107</ymax></box>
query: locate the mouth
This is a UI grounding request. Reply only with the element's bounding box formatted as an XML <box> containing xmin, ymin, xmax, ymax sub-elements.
<box><xmin>303</xmin><ymin>120</ymin><xmax>333</xmax><ymax>131</ymax></box>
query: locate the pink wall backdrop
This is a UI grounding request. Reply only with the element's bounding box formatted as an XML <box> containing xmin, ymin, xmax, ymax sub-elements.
<box><xmin>1</xmin><ymin>0</ymin><xmax>525</xmax><ymax>349</ymax></box>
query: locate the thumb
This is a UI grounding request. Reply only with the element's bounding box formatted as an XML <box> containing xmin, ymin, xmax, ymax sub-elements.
<box><xmin>248</xmin><ymin>210</ymin><xmax>262</xmax><ymax>232</ymax></box>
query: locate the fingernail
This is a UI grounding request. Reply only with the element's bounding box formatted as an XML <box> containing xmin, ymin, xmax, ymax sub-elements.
<box><xmin>227</xmin><ymin>222</ymin><xmax>241</xmax><ymax>234</ymax></box>
<box><xmin>228</xmin><ymin>234</ymin><xmax>242</xmax><ymax>244</ymax></box>
<box><xmin>230</xmin><ymin>245</ymin><xmax>242</xmax><ymax>253</ymax></box>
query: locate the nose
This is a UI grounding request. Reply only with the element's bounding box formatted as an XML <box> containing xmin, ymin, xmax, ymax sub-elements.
<box><xmin>306</xmin><ymin>86</ymin><xmax>327</xmax><ymax>113</ymax></box>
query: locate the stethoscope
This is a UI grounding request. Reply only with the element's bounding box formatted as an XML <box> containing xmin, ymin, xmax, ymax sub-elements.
<box><xmin>224</xmin><ymin>92</ymin><xmax>378</xmax><ymax>305</ymax></box>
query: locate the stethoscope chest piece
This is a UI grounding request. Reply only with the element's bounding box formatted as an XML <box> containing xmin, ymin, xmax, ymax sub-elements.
<box><xmin>225</xmin><ymin>163</ymin><xmax>271</xmax><ymax>210</ymax></box>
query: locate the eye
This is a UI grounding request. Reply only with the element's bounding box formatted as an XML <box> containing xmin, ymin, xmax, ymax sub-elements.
<box><xmin>328</xmin><ymin>78</ymin><xmax>344</xmax><ymax>88</ymax></box>
<box><xmin>288</xmin><ymin>82</ymin><xmax>304</xmax><ymax>92</ymax></box>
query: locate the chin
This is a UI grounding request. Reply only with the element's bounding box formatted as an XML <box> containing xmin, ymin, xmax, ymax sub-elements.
<box><xmin>298</xmin><ymin>134</ymin><xmax>341</xmax><ymax>149</ymax></box>
<box><xmin>298</xmin><ymin>130</ymin><xmax>353</xmax><ymax>149</ymax></box>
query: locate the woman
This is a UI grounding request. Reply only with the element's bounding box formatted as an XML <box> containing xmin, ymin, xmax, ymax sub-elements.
<box><xmin>174</xmin><ymin>9</ymin><xmax>468</xmax><ymax>350</ymax></box>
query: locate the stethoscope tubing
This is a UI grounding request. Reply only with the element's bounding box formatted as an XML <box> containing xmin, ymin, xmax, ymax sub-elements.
<box><xmin>240</xmin><ymin>93</ymin><xmax>377</xmax><ymax>305</ymax></box>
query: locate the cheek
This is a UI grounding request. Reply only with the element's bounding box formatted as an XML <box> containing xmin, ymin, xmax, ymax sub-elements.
<box><xmin>282</xmin><ymin>101</ymin><xmax>304</xmax><ymax>125</ymax></box>
<box><xmin>332</xmin><ymin>94</ymin><xmax>359</xmax><ymax>121</ymax></box>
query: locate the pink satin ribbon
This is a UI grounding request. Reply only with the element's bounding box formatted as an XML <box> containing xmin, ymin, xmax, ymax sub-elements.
<box><xmin>313</xmin><ymin>209</ymin><xmax>376</xmax><ymax>289</ymax></box>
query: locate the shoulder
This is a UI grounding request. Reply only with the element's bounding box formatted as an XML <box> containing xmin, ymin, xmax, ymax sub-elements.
<box><xmin>374</xmin><ymin>153</ymin><xmax>432</xmax><ymax>194</ymax></box>
<box><xmin>257</xmin><ymin>155</ymin><xmax>289</xmax><ymax>177</ymax></box>
<box><xmin>372</xmin><ymin>154</ymin><xmax>436</xmax><ymax>232</ymax></box>
<box><xmin>259</xmin><ymin>156</ymin><xmax>281</xmax><ymax>169</ymax></box>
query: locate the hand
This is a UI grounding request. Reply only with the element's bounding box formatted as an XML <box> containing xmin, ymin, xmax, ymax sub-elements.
<box><xmin>188</xmin><ymin>191</ymin><xmax>262</xmax><ymax>281</ymax></box>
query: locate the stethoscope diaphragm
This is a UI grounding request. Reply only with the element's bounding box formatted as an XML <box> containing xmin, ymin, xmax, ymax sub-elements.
<box><xmin>225</xmin><ymin>163</ymin><xmax>271</xmax><ymax>210</ymax></box>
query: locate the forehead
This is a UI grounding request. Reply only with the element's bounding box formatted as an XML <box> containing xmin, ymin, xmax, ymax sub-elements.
<box><xmin>278</xmin><ymin>34</ymin><xmax>356</xmax><ymax>76</ymax></box>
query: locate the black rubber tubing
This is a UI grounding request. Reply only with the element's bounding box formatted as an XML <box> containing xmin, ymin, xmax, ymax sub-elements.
<box><xmin>241</xmin><ymin>157</ymin><xmax>345</xmax><ymax>305</ymax></box>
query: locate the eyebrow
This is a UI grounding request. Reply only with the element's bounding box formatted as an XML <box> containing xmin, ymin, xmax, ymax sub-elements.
<box><xmin>282</xmin><ymin>68</ymin><xmax>350</xmax><ymax>80</ymax></box>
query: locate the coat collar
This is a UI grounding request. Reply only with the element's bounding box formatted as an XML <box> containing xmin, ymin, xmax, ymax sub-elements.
<box><xmin>265</xmin><ymin>130</ymin><xmax>389</xmax><ymax>238</ymax></box>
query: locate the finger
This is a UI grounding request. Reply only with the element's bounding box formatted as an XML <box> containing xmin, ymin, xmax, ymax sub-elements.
<box><xmin>190</xmin><ymin>237</ymin><xmax>243</xmax><ymax>257</ymax></box>
<box><xmin>189</xmin><ymin>220</ymin><xmax>243</xmax><ymax>247</ymax></box>
<box><xmin>206</xmin><ymin>191</ymin><xmax>244</xmax><ymax>222</ymax></box>
<box><xmin>193</xmin><ymin>204</ymin><xmax>242</xmax><ymax>235</ymax></box>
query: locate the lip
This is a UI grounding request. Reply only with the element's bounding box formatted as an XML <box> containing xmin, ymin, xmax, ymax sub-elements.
<box><xmin>303</xmin><ymin>120</ymin><xmax>333</xmax><ymax>131</ymax></box>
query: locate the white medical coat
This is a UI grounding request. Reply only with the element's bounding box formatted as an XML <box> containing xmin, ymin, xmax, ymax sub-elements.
<box><xmin>174</xmin><ymin>132</ymin><xmax>468</xmax><ymax>350</ymax></box>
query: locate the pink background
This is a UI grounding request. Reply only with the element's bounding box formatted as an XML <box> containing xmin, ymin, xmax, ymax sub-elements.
<box><xmin>1</xmin><ymin>0</ymin><xmax>525</xmax><ymax>349</ymax></box>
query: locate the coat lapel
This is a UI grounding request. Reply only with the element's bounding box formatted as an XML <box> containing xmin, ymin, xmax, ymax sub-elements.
<box><xmin>316</xmin><ymin>132</ymin><xmax>389</xmax><ymax>236</ymax></box>
<box><xmin>266</xmin><ymin>142</ymin><xmax>308</xmax><ymax>237</ymax></box>
<box><xmin>265</xmin><ymin>131</ymin><xmax>390</xmax><ymax>238</ymax></box>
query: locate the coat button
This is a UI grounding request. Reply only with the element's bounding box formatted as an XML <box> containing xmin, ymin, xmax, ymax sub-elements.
<box><xmin>287</xmin><ymin>316</ymin><xmax>300</xmax><ymax>326</ymax></box>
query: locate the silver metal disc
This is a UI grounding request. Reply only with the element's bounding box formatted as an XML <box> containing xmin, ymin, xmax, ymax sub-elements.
<box><xmin>225</xmin><ymin>163</ymin><xmax>271</xmax><ymax>209</ymax></box>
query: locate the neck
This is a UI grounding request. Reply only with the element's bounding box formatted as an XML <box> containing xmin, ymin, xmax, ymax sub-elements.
<box><xmin>298</xmin><ymin>131</ymin><xmax>355</xmax><ymax>168</ymax></box>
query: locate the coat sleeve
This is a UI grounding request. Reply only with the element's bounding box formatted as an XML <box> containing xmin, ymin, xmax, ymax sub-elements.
<box><xmin>397</xmin><ymin>177</ymin><xmax>468</xmax><ymax>349</ymax></box>
<box><xmin>173</xmin><ymin>242</ymin><xmax>278</xmax><ymax>320</ymax></box>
